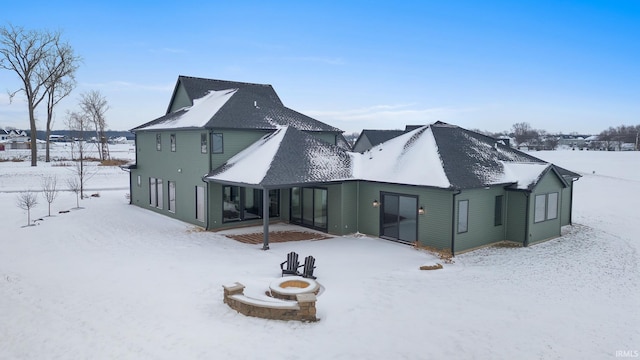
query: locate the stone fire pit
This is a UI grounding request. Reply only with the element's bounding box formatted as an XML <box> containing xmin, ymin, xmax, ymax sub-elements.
<box><xmin>269</xmin><ymin>276</ymin><xmax>319</xmax><ymax>300</ymax></box>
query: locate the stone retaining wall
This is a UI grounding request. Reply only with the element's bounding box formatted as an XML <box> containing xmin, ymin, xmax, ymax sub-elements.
<box><xmin>223</xmin><ymin>282</ymin><xmax>317</xmax><ymax>322</ymax></box>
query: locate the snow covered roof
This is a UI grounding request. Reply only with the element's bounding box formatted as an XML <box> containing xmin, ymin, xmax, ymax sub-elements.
<box><xmin>205</xmin><ymin>122</ymin><xmax>578</xmax><ymax>190</ymax></box>
<box><xmin>133</xmin><ymin>76</ymin><xmax>341</xmax><ymax>133</ymax></box>
<box><xmin>134</xmin><ymin>89</ymin><xmax>237</xmax><ymax>130</ymax></box>
<box><xmin>355</xmin><ymin>126</ymin><xmax>451</xmax><ymax>188</ymax></box>
<box><xmin>205</xmin><ymin>127</ymin><xmax>353</xmax><ymax>188</ymax></box>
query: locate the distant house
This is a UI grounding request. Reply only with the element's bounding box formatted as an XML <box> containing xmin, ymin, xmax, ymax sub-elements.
<box><xmin>0</xmin><ymin>129</ymin><xmax>43</xmax><ymax>150</ymax></box>
<box><xmin>352</xmin><ymin>125</ymin><xmax>423</xmax><ymax>153</ymax></box>
<box><xmin>127</xmin><ymin>76</ymin><xmax>580</xmax><ymax>255</ymax></box>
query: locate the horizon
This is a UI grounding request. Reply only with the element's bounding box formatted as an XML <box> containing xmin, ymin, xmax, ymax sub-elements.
<box><xmin>1</xmin><ymin>1</ymin><xmax>639</xmax><ymax>135</ymax></box>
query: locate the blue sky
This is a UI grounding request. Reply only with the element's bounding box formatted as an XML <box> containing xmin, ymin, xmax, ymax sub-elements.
<box><xmin>1</xmin><ymin>1</ymin><xmax>639</xmax><ymax>134</ymax></box>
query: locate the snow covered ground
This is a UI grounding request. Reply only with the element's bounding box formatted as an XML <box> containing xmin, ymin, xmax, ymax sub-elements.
<box><xmin>1</xmin><ymin>146</ymin><xmax>638</xmax><ymax>359</ymax></box>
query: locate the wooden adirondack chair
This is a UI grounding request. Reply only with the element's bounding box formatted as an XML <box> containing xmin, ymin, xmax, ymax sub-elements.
<box><xmin>301</xmin><ymin>255</ymin><xmax>317</xmax><ymax>279</ymax></box>
<box><xmin>280</xmin><ymin>251</ymin><xmax>301</xmax><ymax>277</ymax></box>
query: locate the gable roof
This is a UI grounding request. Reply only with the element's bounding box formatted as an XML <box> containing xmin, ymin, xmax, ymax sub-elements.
<box><xmin>169</xmin><ymin>75</ymin><xmax>284</xmax><ymax>110</ymax></box>
<box><xmin>132</xmin><ymin>76</ymin><xmax>341</xmax><ymax>133</ymax></box>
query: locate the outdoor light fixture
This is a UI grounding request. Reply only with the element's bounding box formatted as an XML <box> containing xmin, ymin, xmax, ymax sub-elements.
<box><xmin>418</xmin><ymin>206</ymin><xmax>425</xmax><ymax>215</ymax></box>
<box><xmin>372</xmin><ymin>199</ymin><xmax>380</xmax><ymax>207</ymax></box>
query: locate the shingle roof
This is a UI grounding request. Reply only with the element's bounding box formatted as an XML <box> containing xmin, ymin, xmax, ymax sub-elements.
<box><xmin>205</xmin><ymin>127</ymin><xmax>353</xmax><ymax>188</ymax></box>
<box><xmin>205</xmin><ymin>122</ymin><xmax>579</xmax><ymax>191</ymax></box>
<box><xmin>172</xmin><ymin>75</ymin><xmax>283</xmax><ymax>108</ymax></box>
<box><xmin>133</xmin><ymin>76</ymin><xmax>341</xmax><ymax>133</ymax></box>
<box><xmin>430</xmin><ymin>122</ymin><xmax>548</xmax><ymax>189</ymax></box>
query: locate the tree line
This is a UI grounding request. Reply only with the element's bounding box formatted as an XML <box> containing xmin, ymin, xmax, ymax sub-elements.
<box><xmin>479</xmin><ymin>122</ymin><xmax>640</xmax><ymax>151</ymax></box>
<box><xmin>1</xmin><ymin>24</ymin><xmax>110</xmax><ymax>166</ymax></box>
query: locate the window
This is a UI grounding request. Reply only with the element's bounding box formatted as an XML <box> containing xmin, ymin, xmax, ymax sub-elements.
<box><xmin>156</xmin><ymin>178</ymin><xmax>163</xmax><ymax>209</ymax></box>
<box><xmin>457</xmin><ymin>200</ymin><xmax>469</xmax><ymax>233</ymax></box>
<box><xmin>547</xmin><ymin>193</ymin><xmax>558</xmax><ymax>220</ymax></box>
<box><xmin>212</xmin><ymin>133</ymin><xmax>223</xmax><ymax>154</ymax></box>
<box><xmin>149</xmin><ymin>177</ymin><xmax>162</xmax><ymax>208</ymax></box>
<box><xmin>170</xmin><ymin>134</ymin><xmax>176</xmax><ymax>152</ymax></box>
<box><xmin>168</xmin><ymin>181</ymin><xmax>176</xmax><ymax>213</ymax></box>
<box><xmin>494</xmin><ymin>195</ymin><xmax>503</xmax><ymax>226</ymax></box>
<box><xmin>535</xmin><ymin>192</ymin><xmax>559</xmax><ymax>223</ymax></box>
<box><xmin>195</xmin><ymin>186</ymin><xmax>205</xmax><ymax>222</ymax></box>
<box><xmin>201</xmin><ymin>133</ymin><xmax>208</xmax><ymax>154</ymax></box>
<box><xmin>223</xmin><ymin>186</ymin><xmax>280</xmax><ymax>223</ymax></box>
<box><xmin>156</xmin><ymin>134</ymin><xmax>161</xmax><ymax>151</ymax></box>
<box><xmin>223</xmin><ymin>186</ymin><xmax>241</xmax><ymax>222</ymax></box>
<box><xmin>149</xmin><ymin>177</ymin><xmax>157</xmax><ymax>206</ymax></box>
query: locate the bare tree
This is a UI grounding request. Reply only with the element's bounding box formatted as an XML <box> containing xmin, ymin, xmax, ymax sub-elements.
<box><xmin>0</xmin><ymin>24</ymin><xmax>75</xmax><ymax>166</ymax></box>
<box><xmin>43</xmin><ymin>43</ymin><xmax>80</xmax><ymax>162</ymax></box>
<box><xmin>511</xmin><ymin>122</ymin><xmax>539</xmax><ymax>148</ymax></box>
<box><xmin>42</xmin><ymin>175</ymin><xmax>59</xmax><ymax>216</ymax></box>
<box><xmin>79</xmin><ymin>90</ymin><xmax>110</xmax><ymax>161</ymax></box>
<box><xmin>66</xmin><ymin>177</ymin><xmax>81</xmax><ymax>208</ymax></box>
<box><xmin>66</xmin><ymin>110</ymin><xmax>96</xmax><ymax>198</ymax></box>
<box><xmin>16</xmin><ymin>190</ymin><xmax>38</xmax><ymax>226</ymax></box>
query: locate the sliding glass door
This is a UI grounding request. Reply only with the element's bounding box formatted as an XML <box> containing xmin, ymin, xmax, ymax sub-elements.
<box><xmin>291</xmin><ymin>187</ymin><xmax>328</xmax><ymax>231</ymax></box>
<box><xmin>381</xmin><ymin>193</ymin><xmax>417</xmax><ymax>243</ymax></box>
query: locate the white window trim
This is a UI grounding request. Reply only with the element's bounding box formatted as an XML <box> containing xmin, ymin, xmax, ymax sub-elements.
<box><xmin>534</xmin><ymin>192</ymin><xmax>559</xmax><ymax>223</ymax></box>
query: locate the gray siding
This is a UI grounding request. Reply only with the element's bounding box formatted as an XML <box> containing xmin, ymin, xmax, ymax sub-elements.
<box><xmin>454</xmin><ymin>187</ymin><xmax>506</xmax><ymax>253</ymax></box>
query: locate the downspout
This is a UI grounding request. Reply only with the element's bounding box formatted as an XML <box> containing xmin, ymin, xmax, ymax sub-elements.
<box><xmin>451</xmin><ymin>189</ymin><xmax>461</xmax><ymax>257</ymax></box>
<box><xmin>356</xmin><ymin>180</ymin><xmax>360</xmax><ymax>233</ymax></box>
<box><xmin>205</xmin><ymin>130</ymin><xmax>213</xmax><ymax>231</ymax></box>
<box><xmin>524</xmin><ymin>193</ymin><xmax>530</xmax><ymax>247</ymax></box>
<box><xmin>204</xmin><ymin>179</ymin><xmax>210</xmax><ymax>231</ymax></box>
<box><xmin>569</xmin><ymin>177</ymin><xmax>579</xmax><ymax>225</ymax></box>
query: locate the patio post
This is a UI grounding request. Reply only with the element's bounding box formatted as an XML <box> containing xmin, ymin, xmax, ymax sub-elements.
<box><xmin>262</xmin><ymin>188</ymin><xmax>270</xmax><ymax>250</ymax></box>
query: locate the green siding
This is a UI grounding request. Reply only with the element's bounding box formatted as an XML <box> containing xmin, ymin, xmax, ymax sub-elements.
<box><xmin>339</xmin><ymin>182</ymin><xmax>358</xmax><ymax>235</ymax></box>
<box><xmin>505</xmin><ymin>191</ymin><xmax>527</xmax><ymax>243</ymax></box>
<box><xmin>168</xmin><ymin>82</ymin><xmax>191</xmax><ymax>113</ymax></box>
<box><xmin>356</xmin><ymin>182</ymin><xmax>452</xmax><ymax>250</ymax></box>
<box><xmin>454</xmin><ymin>187</ymin><xmax>507</xmax><ymax>253</ymax></box>
<box><xmin>308</xmin><ymin>132</ymin><xmax>337</xmax><ymax>145</ymax></box>
<box><xmin>326</xmin><ymin>183</ymin><xmax>343</xmax><ymax>235</ymax></box>
<box><xmin>210</xmin><ymin>129</ymin><xmax>271</xmax><ymax>169</ymax></box>
<box><xmin>560</xmin><ymin>183</ymin><xmax>573</xmax><ymax>226</ymax></box>
<box><xmin>130</xmin><ymin>130</ymin><xmax>210</xmax><ymax>226</ymax></box>
<box><xmin>528</xmin><ymin>171</ymin><xmax>564</xmax><ymax>244</ymax></box>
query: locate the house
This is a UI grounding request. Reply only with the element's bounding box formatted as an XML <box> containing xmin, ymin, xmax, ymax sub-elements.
<box><xmin>127</xmin><ymin>76</ymin><xmax>580</xmax><ymax>255</ymax></box>
<box><xmin>0</xmin><ymin>129</ymin><xmax>43</xmax><ymax>150</ymax></box>
<box><xmin>352</xmin><ymin>125</ymin><xmax>423</xmax><ymax>153</ymax></box>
